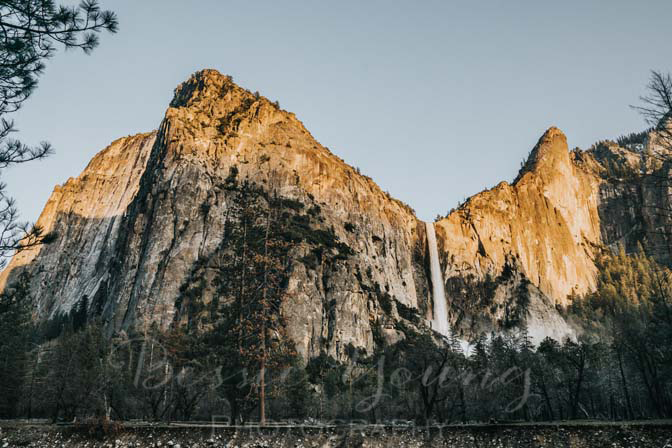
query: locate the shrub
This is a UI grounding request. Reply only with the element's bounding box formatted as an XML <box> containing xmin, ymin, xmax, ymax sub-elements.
<box><xmin>379</xmin><ymin>293</ymin><xmax>393</xmax><ymax>315</ymax></box>
<box><xmin>395</xmin><ymin>299</ymin><xmax>419</xmax><ymax>323</ymax></box>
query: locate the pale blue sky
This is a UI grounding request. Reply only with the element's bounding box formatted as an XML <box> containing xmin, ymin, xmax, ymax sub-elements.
<box><xmin>5</xmin><ymin>0</ymin><xmax>672</xmax><ymax>223</ymax></box>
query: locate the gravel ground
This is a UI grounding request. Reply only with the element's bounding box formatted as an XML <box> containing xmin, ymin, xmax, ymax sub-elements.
<box><xmin>1</xmin><ymin>421</ymin><xmax>671</xmax><ymax>447</ymax></box>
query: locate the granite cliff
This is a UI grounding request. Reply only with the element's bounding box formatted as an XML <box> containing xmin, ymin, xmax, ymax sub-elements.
<box><xmin>434</xmin><ymin>128</ymin><xmax>601</xmax><ymax>341</ymax></box>
<box><xmin>2</xmin><ymin>69</ymin><xmax>669</xmax><ymax>358</ymax></box>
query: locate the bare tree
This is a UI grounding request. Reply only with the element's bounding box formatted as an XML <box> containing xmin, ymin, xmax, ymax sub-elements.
<box><xmin>626</xmin><ymin>71</ymin><xmax>672</xmax><ymax>256</ymax></box>
<box><xmin>633</xmin><ymin>71</ymin><xmax>672</xmax><ymax>151</ymax></box>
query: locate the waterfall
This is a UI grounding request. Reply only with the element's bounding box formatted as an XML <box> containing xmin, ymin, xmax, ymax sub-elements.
<box><xmin>425</xmin><ymin>221</ymin><xmax>450</xmax><ymax>336</ymax></box>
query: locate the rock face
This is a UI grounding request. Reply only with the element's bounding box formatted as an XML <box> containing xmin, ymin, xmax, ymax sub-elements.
<box><xmin>1</xmin><ymin>71</ymin><xmax>427</xmax><ymax>360</ymax></box>
<box><xmin>3</xmin><ymin>69</ymin><xmax>670</xmax><ymax>357</ymax></box>
<box><xmin>587</xmin><ymin>135</ymin><xmax>672</xmax><ymax>265</ymax></box>
<box><xmin>0</xmin><ymin>132</ymin><xmax>156</xmax><ymax>317</ymax></box>
<box><xmin>434</xmin><ymin>128</ymin><xmax>602</xmax><ymax>340</ymax></box>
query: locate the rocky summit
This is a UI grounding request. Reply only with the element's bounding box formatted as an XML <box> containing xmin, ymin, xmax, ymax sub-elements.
<box><xmin>2</xmin><ymin>69</ymin><xmax>671</xmax><ymax>359</ymax></box>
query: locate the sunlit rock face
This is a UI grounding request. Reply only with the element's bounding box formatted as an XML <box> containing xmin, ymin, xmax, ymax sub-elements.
<box><xmin>438</xmin><ymin>129</ymin><xmax>600</xmax><ymax>303</ymax></box>
<box><xmin>0</xmin><ymin>132</ymin><xmax>156</xmax><ymax>317</ymax></box>
<box><xmin>4</xmin><ymin>69</ymin><xmax>671</xmax><ymax>357</ymax></box>
<box><xmin>434</xmin><ymin>128</ymin><xmax>601</xmax><ymax>340</ymax></box>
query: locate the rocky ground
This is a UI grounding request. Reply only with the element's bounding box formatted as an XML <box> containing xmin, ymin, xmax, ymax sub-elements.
<box><xmin>1</xmin><ymin>421</ymin><xmax>671</xmax><ymax>448</ymax></box>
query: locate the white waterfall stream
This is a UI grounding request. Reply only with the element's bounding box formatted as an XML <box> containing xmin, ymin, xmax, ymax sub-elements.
<box><xmin>425</xmin><ymin>221</ymin><xmax>450</xmax><ymax>336</ymax></box>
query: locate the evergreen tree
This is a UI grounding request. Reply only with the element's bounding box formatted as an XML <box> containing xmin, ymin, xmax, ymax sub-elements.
<box><xmin>42</xmin><ymin>322</ymin><xmax>109</xmax><ymax>420</ymax></box>
<box><xmin>0</xmin><ymin>1</ymin><xmax>117</xmax><ymax>266</ymax></box>
<box><xmin>198</xmin><ymin>180</ymin><xmax>298</xmax><ymax>423</ymax></box>
<box><xmin>0</xmin><ymin>271</ymin><xmax>33</xmax><ymax>417</ymax></box>
<box><xmin>72</xmin><ymin>295</ymin><xmax>89</xmax><ymax>332</ymax></box>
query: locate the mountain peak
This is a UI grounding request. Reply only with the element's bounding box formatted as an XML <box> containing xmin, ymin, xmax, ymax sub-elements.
<box><xmin>532</xmin><ymin>126</ymin><xmax>567</xmax><ymax>158</ymax></box>
<box><xmin>515</xmin><ymin>126</ymin><xmax>570</xmax><ymax>183</ymax></box>
<box><xmin>170</xmin><ymin>69</ymin><xmax>241</xmax><ymax>109</ymax></box>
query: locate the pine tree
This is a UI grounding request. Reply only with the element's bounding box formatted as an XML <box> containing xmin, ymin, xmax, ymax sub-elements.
<box><xmin>72</xmin><ymin>295</ymin><xmax>89</xmax><ymax>332</ymax></box>
<box><xmin>203</xmin><ymin>180</ymin><xmax>297</xmax><ymax>423</ymax></box>
<box><xmin>0</xmin><ymin>1</ymin><xmax>117</xmax><ymax>266</ymax></box>
<box><xmin>0</xmin><ymin>272</ymin><xmax>33</xmax><ymax>417</ymax></box>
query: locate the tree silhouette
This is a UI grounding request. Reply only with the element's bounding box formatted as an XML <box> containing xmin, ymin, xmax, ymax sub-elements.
<box><xmin>0</xmin><ymin>0</ymin><xmax>117</xmax><ymax>266</ymax></box>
